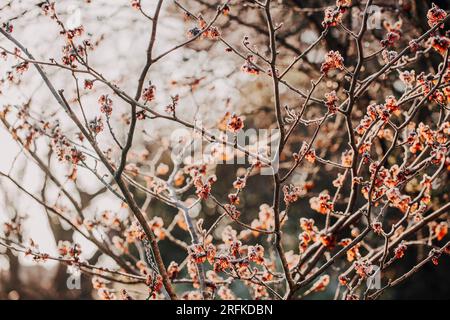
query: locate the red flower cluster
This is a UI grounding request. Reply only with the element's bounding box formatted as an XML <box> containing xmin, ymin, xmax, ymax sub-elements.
<box><xmin>310</xmin><ymin>191</ymin><xmax>333</xmax><ymax>215</ymax></box>
<box><xmin>187</xmin><ymin>16</ymin><xmax>221</xmax><ymax>40</ymax></box>
<box><xmin>224</xmin><ymin>204</ymin><xmax>241</xmax><ymax>219</ymax></box>
<box><xmin>194</xmin><ymin>174</ymin><xmax>217</xmax><ymax>199</ymax></box>
<box><xmin>381</xmin><ymin>19</ymin><xmax>402</xmax><ymax>47</ymax></box>
<box><xmin>227</xmin><ymin>113</ymin><xmax>244</xmax><ymax>133</ymax></box>
<box><xmin>2</xmin><ymin>22</ymin><xmax>13</xmax><ymax>33</ymax></box>
<box><xmin>40</xmin><ymin>2</ymin><xmax>55</xmax><ymax>16</ymax></box>
<box><xmin>248</xmin><ymin>244</ymin><xmax>265</xmax><ymax>264</ymax></box>
<box><xmin>58</xmin><ymin>241</ymin><xmax>82</xmax><ymax>262</ymax></box>
<box><xmin>430</xmin><ymin>36</ymin><xmax>450</xmax><ymax>56</ymax></box>
<box><xmin>283</xmin><ymin>184</ymin><xmax>302</xmax><ymax>204</ymax></box>
<box><xmin>131</xmin><ymin>0</ymin><xmax>141</xmax><ymax>10</ymax></box>
<box><xmin>142</xmin><ymin>84</ymin><xmax>156</xmax><ymax>102</ymax></box>
<box><xmin>322</xmin><ymin>0</ymin><xmax>352</xmax><ymax>28</ymax></box>
<box><xmin>325</xmin><ymin>91</ymin><xmax>338</xmax><ymax>114</ymax></box>
<box><xmin>241</xmin><ymin>55</ymin><xmax>260</xmax><ymax>75</ymax></box>
<box><xmin>321</xmin><ymin>50</ymin><xmax>344</xmax><ymax>75</ymax></box>
<box><xmin>394</xmin><ymin>242</ymin><xmax>407</xmax><ymax>259</ymax></box>
<box><xmin>84</xmin><ymin>79</ymin><xmax>94</xmax><ymax>90</ymax></box>
<box><xmin>299</xmin><ymin>218</ymin><xmax>318</xmax><ymax>253</ymax></box>
<box><xmin>323</xmin><ymin>7</ymin><xmax>343</xmax><ymax>28</ymax></box>
<box><xmin>65</xmin><ymin>26</ymin><xmax>84</xmax><ymax>41</ymax></box>
<box><xmin>98</xmin><ymin>95</ymin><xmax>113</xmax><ymax>116</ymax></box>
<box><xmin>89</xmin><ymin>117</ymin><xmax>104</xmax><ymax>134</ymax></box>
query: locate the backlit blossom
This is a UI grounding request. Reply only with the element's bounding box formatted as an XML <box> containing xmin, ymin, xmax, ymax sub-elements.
<box><xmin>321</xmin><ymin>50</ymin><xmax>344</xmax><ymax>74</ymax></box>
